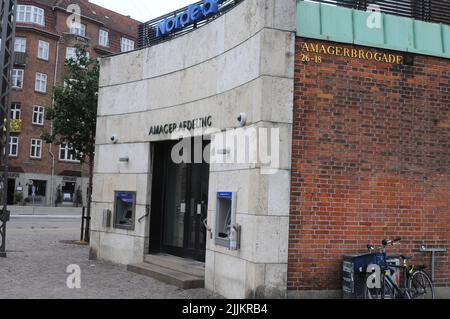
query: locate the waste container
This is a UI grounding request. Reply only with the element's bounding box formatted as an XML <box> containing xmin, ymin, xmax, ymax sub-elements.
<box><xmin>343</xmin><ymin>253</ymin><xmax>401</xmax><ymax>299</ymax></box>
<box><xmin>342</xmin><ymin>253</ymin><xmax>386</xmax><ymax>299</ymax></box>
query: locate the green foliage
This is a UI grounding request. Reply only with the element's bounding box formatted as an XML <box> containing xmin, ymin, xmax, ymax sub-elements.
<box><xmin>14</xmin><ymin>192</ymin><xmax>23</xmax><ymax>205</ymax></box>
<box><xmin>41</xmin><ymin>44</ymin><xmax>99</xmax><ymax>163</ymax></box>
<box><xmin>75</xmin><ymin>187</ymin><xmax>83</xmax><ymax>206</ymax></box>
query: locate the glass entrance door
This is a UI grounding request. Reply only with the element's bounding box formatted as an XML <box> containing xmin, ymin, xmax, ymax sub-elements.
<box><xmin>162</xmin><ymin>158</ymin><xmax>188</xmax><ymax>254</ymax></box>
<box><xmin>184</xmin><ymin>138</ymin><xmax>210</xmax><ymax>261</ymax></box>
<box><xmin>155</xmin><ymin>138</ymin><xmax>210</xmax><ymax>262</ymax></box>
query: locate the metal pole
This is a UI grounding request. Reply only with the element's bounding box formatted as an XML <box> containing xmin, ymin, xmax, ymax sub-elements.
<box><xmin>431</xmin><ymin>251</ymin><xmax>435</xmax><ymax>281</ymax></box>
<box><xmin>0</xmin><ymin>0</ymin><xmax>17</xmax><ymax>258</ymax></box>
<box><xmin>420</xmin><ymin>246</ymin><xmax>447</xmax><ymax>282</ymax></box>
<box><xmin>80</xmin><ymin>206</ymin><xmax>85</xmax><ymax>241</ymax></box>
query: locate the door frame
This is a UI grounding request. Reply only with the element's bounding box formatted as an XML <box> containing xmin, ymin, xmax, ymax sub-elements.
<box><xmin>148</xmin><ymin>139</ymin><xmax>209</xmax><ymax>262</ymax></box>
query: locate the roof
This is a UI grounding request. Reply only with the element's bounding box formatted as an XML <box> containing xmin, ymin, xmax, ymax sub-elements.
<box><xmin>27</xmin><ymin>0</ymin><xmax>141</xmax><ymax>39</ymax></box>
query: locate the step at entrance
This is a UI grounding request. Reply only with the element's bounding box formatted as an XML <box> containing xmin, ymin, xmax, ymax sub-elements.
<box><xmin>127</xmin><ymin>254</ymin><xmax>205</xmax><ymax>289</ymax></box>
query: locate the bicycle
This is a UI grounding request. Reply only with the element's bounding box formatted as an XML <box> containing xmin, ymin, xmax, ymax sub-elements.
<box><xmin>363</xmin><ymin>237</ymin><xmax>435</xmax><ymax>299</ymax></box>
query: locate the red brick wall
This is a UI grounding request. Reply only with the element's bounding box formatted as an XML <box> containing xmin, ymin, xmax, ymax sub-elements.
<box><xmin>289</xmin><ymin>37</ymin><xmax>450</xmax><ymax>291</ymax></box>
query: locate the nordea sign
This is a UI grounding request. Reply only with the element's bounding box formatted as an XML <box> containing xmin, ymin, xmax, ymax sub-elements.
<box><xmin>156</xmin><ymin>0</ymin><xmax>219</xmax><ymax>38</ymax></box>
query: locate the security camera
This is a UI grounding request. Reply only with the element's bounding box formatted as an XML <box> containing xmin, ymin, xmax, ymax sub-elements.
<box><xmin>110</xmin><ymin>134</ymin><xmax>118</xmax><ymax>144</ymax></box>
<box><xmin>237</xmin><ymin>113</ymin><xmax>247</xmax><ymax>126</ymax></box>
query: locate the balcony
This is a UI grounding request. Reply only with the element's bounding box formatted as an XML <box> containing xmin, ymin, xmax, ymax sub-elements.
<box><xmin>308</xmin><ymin>0</ymin><xmax>450</xmax><ymax>25</ymax></box>
<box><xmin>14</xmin><ymin>52</ymin><xmax>27</xmax><ymax>66</ymax></box>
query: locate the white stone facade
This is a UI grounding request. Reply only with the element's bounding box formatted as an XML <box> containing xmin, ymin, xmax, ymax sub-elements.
<box><xmin>91</xmin><ymin>0</ymin><xmax>296</xmax><ymax>298</ymax></box>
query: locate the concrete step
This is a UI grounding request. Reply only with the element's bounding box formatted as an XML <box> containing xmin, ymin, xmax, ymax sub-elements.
<box><xmin>127</xmin><ymin>262</ymin><xmax>204</xmax><ymax>289</ymax></box>
<box><xmin>144</xmin><ymin>254</ymin><xmax>205</xmax><ymax>277</ymax></box>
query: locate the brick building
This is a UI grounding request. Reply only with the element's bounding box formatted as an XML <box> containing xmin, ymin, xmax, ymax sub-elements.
<box><xmin>88</xmin><ymin>0</ymin><xmax>449</xmax><ymax>298</ymax></box>
<box><xmin>8</xmin><ymin>0</ymin><xmax>139</xmax><ymax>207</ymax></box>
<box><xmin>288</xmin><ymin>1</ymin><xmax>450</xmax><ymax>297</ymax></box>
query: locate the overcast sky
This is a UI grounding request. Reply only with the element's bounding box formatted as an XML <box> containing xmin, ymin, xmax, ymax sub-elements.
<box><xmin>89</xmin><ymin>0</ymin><xmax>195</xmax><ymax>22</ymax></box>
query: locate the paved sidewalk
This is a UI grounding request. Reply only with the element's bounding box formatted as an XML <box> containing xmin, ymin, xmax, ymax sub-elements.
<box><xmin>0</xmin><ymin>217</ymin><xmax>219</xmax><ymax>299</ymax></box>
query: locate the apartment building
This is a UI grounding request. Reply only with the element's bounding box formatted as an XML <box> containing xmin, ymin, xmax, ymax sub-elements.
<box><xmin>8</xmin><ymin>0</ymin><xmax>140</xmax><ymax>207</ymax></box>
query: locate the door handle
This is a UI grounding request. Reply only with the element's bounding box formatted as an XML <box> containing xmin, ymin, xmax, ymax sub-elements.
<box><xmin>203</xmin><ymin>218</ymin><xmax>213</xmax><ymax>239</ymax></box>
<box><xmin>178</xmin><ymin>202</ymin><xmax>186</xmax><ymax>214</ymax></box>
<box><xmin>138</xmin><ymin>205</ymin><xmax>150</xmax><ymax>223</ymax></box>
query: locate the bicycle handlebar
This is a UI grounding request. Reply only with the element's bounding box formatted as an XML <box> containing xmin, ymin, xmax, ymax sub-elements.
<box><xmin>367</xmin><ymin>237</ymin><xmax>401</xmax><ymax>252</ymax></box>
<box><xmin>382</xmin><ymin>237</ymin><xmax>401</xmax><ymax>246</ymax></box>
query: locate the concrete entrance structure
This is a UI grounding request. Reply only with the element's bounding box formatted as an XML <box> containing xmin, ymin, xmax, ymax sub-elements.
<box><xmin>90</xmin><ymin>0</ymin><xmax>296</xmax><ymax>299</ymax></box>
<box><xmin>91</xmin><ymin>0</ymin><xmax>450</xmax><ymax>299</ymax></box>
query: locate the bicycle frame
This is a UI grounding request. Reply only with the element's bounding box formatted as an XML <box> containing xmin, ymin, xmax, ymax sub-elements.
<box><xmin>380</xmin><ymin>265</ymin><xmax>410</xmax><ymax>299</ymax></box>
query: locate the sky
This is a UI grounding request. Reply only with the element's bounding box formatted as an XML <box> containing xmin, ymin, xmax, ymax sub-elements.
<box><xmin>89</xmin><ymin>0</ymin><xmax>196</xmax><ymax>22</ymax></box>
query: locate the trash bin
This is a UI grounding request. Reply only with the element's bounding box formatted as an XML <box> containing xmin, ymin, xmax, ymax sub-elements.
<box><xmin>343</xmin><ymin>253</ymin><xmax>402</xmax><ymax>299</ymax></box>
<box><xmin>342</xmin><ymin>253</ymin><xmax>386</xmax><ymax>299</ymax></box>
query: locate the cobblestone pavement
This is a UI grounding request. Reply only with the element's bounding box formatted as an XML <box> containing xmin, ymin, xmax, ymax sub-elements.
<box><xmin>0</xmin><ymin>217</ymin><xmax>220</xmax><ymax>299</ymax></box>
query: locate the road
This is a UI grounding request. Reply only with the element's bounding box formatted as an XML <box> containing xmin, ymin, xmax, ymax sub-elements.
<box><xmin>0</xmin><ymin>216</ymin><xmax>218</xmax><ymax>299</ymax></box>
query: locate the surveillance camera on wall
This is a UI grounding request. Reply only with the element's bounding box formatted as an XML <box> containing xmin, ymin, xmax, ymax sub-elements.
<box><xmin>110</xmin><ymin>134</ymin><xmax>118</xmax><ymax>144</ymax></box>
<box><xmin>237</xmin><ymin>113</ymin><xmax>247</xmax><ymax>126</ymax></box>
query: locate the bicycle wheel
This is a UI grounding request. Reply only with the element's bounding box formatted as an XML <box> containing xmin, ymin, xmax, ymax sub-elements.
<box><xmin>407</xmin><ymin>270</ymin><xmax>435</xmax><ymax>299</ymax></box>
<box><xmin>364</xmin><ymin>277</ymin><xmax>395</xmax><ymax>299</ymax></box>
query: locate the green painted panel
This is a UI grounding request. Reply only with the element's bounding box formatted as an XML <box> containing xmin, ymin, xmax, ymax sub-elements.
<box><xmin>296</xmin><ymin>0</ymin><xmax>321</xmax><ymax>37</ymax></box>
<box><xmin>414</xmin><ymin>20</ymin><xmax>443</xmax><ymax>55</ymax></box>
<box><xmin>383</xmin><ymin>15</ymin><xmax>415</xmax><ymax>51</ymax></box>
<box><xmin>296</xmin><ymin>0</ymin><xmax>450</xmax><ymax>59</ymax></box>
<box><xmin>443</xmin><ymin>25</ymin><xmax>450</xmax><ymax>54</ymax></box>
<box><xmin>320</xmin><ymin>4</ymin><xmax>353</xmax><ymax>42</ymax></box>
<box><xmin>353</xmin><ymin>10</ymin><xmax>384</xmax><ymax>46</ymax></box>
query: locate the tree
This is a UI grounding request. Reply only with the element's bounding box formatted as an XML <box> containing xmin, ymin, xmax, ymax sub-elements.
<box><xmin>42</xmin><ymin>44</ymin><xmax>99</xmax><ymax>243</ymax></box>
<box><xmin>75</xmin><ymin>186</ymin><xmax>83</xmax><ymax>207</ymax></box>
<box><xmin>55</xmin><ymin>186</ymin><xmax>62</xmax><ymax>207</ymax></box>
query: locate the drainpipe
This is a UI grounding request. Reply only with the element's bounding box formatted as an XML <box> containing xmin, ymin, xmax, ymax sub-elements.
<box><xmin>49</xmin><ymin>40</ymin><xmax>60</xmax><ymax>207</ymax></box>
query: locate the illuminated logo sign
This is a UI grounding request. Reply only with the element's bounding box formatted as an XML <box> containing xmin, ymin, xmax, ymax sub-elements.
<box><xmin>156</xmin><ymin>0</ymin><xmax>219</xmax><ymax>38</ymax></box>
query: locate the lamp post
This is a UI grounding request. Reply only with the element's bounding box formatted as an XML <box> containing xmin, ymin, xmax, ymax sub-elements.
<box><xmin>0</xmin><ymin>0</ymin><xmax>17</xmax><ymax>258</ymax></box>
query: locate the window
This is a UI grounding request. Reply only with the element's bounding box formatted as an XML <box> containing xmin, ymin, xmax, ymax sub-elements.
<box><xmin>70</xmin><ymin>22</ymin><xmax>86</xmax><ymax>37</ymax></box>
<box><xmin>30</xmin><ymin>139</ymin><xmax>42</xmax><ymax>159</ymax></box>
<box><xmin>17</xmin><ymin>5</ymin><xmax>45</xmax><ymax>26</ymax></box>
<box><xmin>14</xmin><ymin>37</ymin><xmax>26</xmax><ymax>53</ymax></box>
<box><xmin>35</xmin><ymin>72</ymin><xmax>47</xmax><ymax>93</ymax></box>
<box><xmin>9</xmin><ymin>136</ymin><xmax>19</xmax><ymax>157</ymax></box>
<box><xmin>37</xmin><ymin>40</ymin><xmax>49</xmax><ymax>60</ymax></box>
<box><xmin>120</xmin><ymin>37</ymin><xmax>134</xmax><ymax>52</ymax></box>
<box><xmin>114</xmin><ymin>191</ymin><xmax>136</xmax><ymax>230</ymax></box>
<box><xmin>66</xmin><ymin>47</ymin><xmax>76</xmax><ymax>60</ymax></box>
<box><xmin>59</xmin><ymin>144</ymin><xmax>79</xmax><ymax>162</ymax></box>
<box><xmin>99</xmin><ymin>29</ymin><xmax>109</xmax><ymax>47</ymax></box>
<box><xmin>12</xmin><ymin>69</ymin><xmax>24</xmax><ymax>88</ymax></box>
<box><xmin>10</xmin><ymin>103</ymin><xmax>21</xmax><ymax>120</ymax></box>
<box><xmin>32</xmin><ymin>106</ymin><xmax>45</xmax><ymax>125</ymax></box>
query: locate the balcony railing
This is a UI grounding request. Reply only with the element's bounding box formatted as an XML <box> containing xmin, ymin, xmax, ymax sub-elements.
<box><xmin>138</xmin><ymin>0</ymin><xmax>244</xmax><ymax>48</ymax></box>
<box><xmin>14</xmin><ymin>52</ymin><xmax>27</xmax><ymax>66</ymax></box>
<box><xmin>308</xmin><ymin>0</ymin><xmax>450</xmax><ymax>25</ymax></box>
